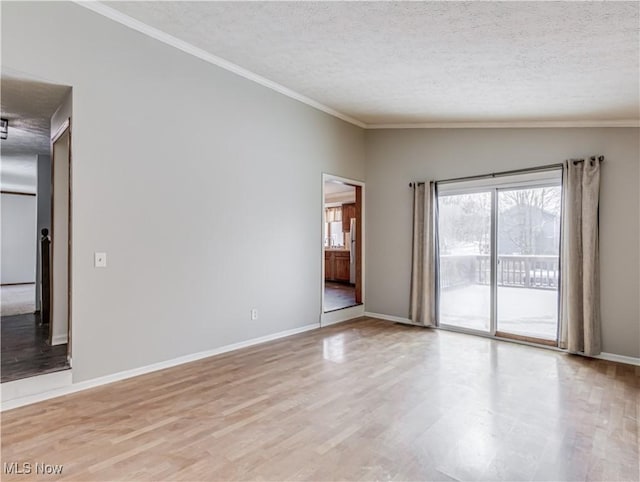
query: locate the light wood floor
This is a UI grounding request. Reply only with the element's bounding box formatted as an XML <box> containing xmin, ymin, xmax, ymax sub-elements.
<box><xmin>1</xmin><ymin>318</ymin><xmax>638</xmax><ymax>481</ymax></box>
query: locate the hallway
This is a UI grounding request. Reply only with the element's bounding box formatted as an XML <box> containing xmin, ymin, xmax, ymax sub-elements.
<box><xmin>1</xmin><ymin>312</ymin><xmax>69</xmax><ymax>383</ymax></box>
<box><xmin>0</xmin><ymin>283</ymin><xmax>36</xmax><ymax>317</ymax></box>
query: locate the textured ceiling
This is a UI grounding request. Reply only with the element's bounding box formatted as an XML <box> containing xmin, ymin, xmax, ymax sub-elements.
<box><xmin>1</xmin><ymin>74</ymin><xmax>70</xmax><ymax>156</ymax></box>
<box><xmin>325</xmin><ymin>180</ymin><xmax>355</xmax><ymax>204</ymax></box>
<box><xmin>1</xmin><ymin>74</ymin><xmax>70</xmax><ymax>191</ymax></box>
<box><xmin>324</xmin><ymin>180</ymin><xmax>355</xmax><ymax>195</ymax></box>
<box><xmin>105</xmin><ymin>1</ymin><xmax>639</xmax><ymax>126</ymax></box>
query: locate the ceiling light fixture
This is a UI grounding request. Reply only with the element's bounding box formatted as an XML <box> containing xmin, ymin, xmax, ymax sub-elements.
<box><xmin>0</xmin><ymin>118</ymin><xmax>7</xmax><ymax>140</ymax></box>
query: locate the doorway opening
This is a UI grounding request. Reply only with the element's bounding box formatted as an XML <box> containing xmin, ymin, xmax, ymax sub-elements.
<box><xmin>322</xmin><ymin>176</ymin><xmax>363</xmax><ymax>313</ymax></box>
<box><xmin>1</xmin><ymin>72</ymin><xmax>72</xmax><ymax>383</ymax></box>
<box><xmin>436</xmin><ymin>169</ymin><xmax>562</xmax><ymax>346</ymax></box>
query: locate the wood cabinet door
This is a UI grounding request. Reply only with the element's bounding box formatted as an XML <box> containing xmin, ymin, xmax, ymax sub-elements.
<box><xmin>335</xmin><ymin>254</ymin><xmax>350</xmax><ymax>281</ymax></box>
<box><xmin>324</xmin><ymin>252</ymin><xmax>334</xmax><ymax>280</ymax></box>
<box><xmin>342</xmin><ymin>203</ymin><xmax>356</xmax><ymax>231</ymax></box>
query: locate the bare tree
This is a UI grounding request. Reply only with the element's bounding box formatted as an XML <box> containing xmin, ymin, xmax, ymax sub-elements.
<box><xmin>439</xmin><ymin>193</ymin><xmax>491</xmax><ymax>254</ymax></box>
<box><xmin>499</xmin><ymin>187</ymin><xmax>561</xmax><ymax>254</ymax></box>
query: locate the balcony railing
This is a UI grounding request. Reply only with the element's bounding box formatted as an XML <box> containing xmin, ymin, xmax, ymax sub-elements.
<box><xmin>440</xmin><ymin>254</ymin><xmax>559</xmax><ymax>290</ymax></box>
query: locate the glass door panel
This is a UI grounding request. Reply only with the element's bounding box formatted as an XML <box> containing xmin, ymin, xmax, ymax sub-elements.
<box><xmin>496</xmin><ymin>186</ymin><xmax>561</xmax><ymax>342</ymax></box>
<box><xmin>437</xmin><ymin>191</ymin><xmax>492</xmax><ymax>333</ymax></box>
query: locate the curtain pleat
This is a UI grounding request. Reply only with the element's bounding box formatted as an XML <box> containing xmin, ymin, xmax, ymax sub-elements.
<box><xmin>325</xmin><ymin>207</ymin><xmax>342</xmax><ymax>223</ymax></box>
<box><xmin>409</xmin><ymin>182</ymin><xmax>437</xmax><ymax>326</ymax></box>
<box><xmin>559</xmin><ymin>157</ymin><xmax>602</xmax><ymax>356</ymax></box>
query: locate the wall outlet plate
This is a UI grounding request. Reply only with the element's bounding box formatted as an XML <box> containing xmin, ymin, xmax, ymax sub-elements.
<box><xmin>94</xmin><ymin>252</ymin><xmax>107</xmax><ymax>268</ymax></box>
<box><xmin>251</xmin><ymin>308</ymin><xmax>258</xmax><ymax>320</ymax></box>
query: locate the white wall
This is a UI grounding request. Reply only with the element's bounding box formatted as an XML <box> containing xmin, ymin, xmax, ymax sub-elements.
<box><xmin>0</xmin><ymin>156</ymin><xmax>37</xmax><ymax>194</ymax></box>
<box><xmin>2</xmin><ymin>2</ymin><xmax>365</xmax><ymax>381</ymax></box>
<box><xmin>365</xmin><ymin>127</ymin><xmax>640</xmax><ymax>358</ymax></box>
<box><xmin>51</xmin><ymin>90</ymin><xmax>72</xmax><ymax>137</ymax></box>
<box><xmin>1</xmin><ymin>193</ymin><xmax>37</xmax><ymax>285</ymax></box>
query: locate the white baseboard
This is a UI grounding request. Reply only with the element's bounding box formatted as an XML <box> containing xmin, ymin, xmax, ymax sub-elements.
<box><xmin>594</xmin><ymin>352</ymin><xmax>640</xmax><ymax>366</ymax></box>
<box><xmin>1</xmin><ymin>370</ymin><xmax>73</xmax><ymax>406</ymax></box>
<box><xmin>51</xmin><ymin>334</ymin><xmax>68</xmax><ymax>346</ymax></box>
<box><xmin>1</xmin><ymin>322</ymin><xmax>319</xmax><ymax>411</ymax></box>
<box><xmin>4</xmin><ymin>316</ymin><xmax>635</xmax><ymax>412</ymax></box>
<box><xmin>322</xmin><ymin>304</ymin><xmax>365</xmax><ymax>327</ymax></box>
<box><xmin>365</xmin><ymin>312</ymin><xmax>640</xmax><ymax>367</ymax></box>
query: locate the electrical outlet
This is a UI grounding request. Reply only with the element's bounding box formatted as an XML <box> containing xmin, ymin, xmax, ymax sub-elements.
<box><xmin>94</xmin><ymin>252</ymin><xmax>107</xmax><ymax>268</ymax></box>
<box><xmin>251</xmin><ymin>308</ymin><xmax>258</xmax><ymax>320</ymax></box>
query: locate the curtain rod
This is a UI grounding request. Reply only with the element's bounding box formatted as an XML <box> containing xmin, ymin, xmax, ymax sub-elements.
<box><xmin>409</xmin><ymin>156</ymin><xmax>604</xmax><ymax>187</ymax></box>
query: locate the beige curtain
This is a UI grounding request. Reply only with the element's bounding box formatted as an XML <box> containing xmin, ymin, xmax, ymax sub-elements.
<box><xmin>325</xmin><ymin>207</ymin><xmax>342</xmax><ymax>223</ymax></box>
<box><xmin>409</xmin><ymin>182</ymin><xmax>437</xmax><ymax>326</ymax></box>
<box><xmin>559</xmin><ymin>157</ymin><xmax>602</xmax><ymax>356</ymax></box>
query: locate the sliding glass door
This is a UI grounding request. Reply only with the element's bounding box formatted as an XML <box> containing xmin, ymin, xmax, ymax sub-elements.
<box><xmin>437</xmin><ymin>171</ymin><xmax>562</xmax><ymax>345</ymax></box>
<box><xmin>438</xmin><ymin>191</ymin><xmax>493</xmax><ymax>333</ymax></box>
<box><xmin>496</xmin><ymin>186</ymin><xmax>561</xmax><ymax>343</ymax></box>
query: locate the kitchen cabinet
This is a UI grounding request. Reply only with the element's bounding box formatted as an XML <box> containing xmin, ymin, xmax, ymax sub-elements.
<box><xmin>335</xmin><ymin>254</ymin><xmax>350</xmax><ymax>281</ymax></box>
<box><xmin>342</xmin><ymin>203</ymin><xmax>356</xmax><ymax>231</ymax></box>
<box><xmin>324</xmin><ymin>251</ymin><xmax>333</xmax><ymax>280</ymax></box>
<box><xmin>324</xmin><ymin>250</ymin><xmax>351</xmax><ymax>282</ymax></box>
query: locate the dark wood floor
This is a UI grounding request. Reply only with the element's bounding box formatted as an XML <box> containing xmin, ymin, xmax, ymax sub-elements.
<box><xmin>1</xmin><ymin>318</ymin><xmax>637</xmax><ymax>481</ymax></box>
<box><xmin>324</xmin><ymin>281</ymin><xmax>358</xmax><ymax>311</ymax></box>
<box><xmin>1</xmin><ymin>312</ymin><xmax>69</xmax><ymax>383</ymax></box>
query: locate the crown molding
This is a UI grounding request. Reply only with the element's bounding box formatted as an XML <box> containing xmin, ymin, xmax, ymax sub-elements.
<box><xmin>365</xmin><ymin>119</ymin><xmax>640</xmax><ymax>129</ymax></box>
<box><xmin>74</xmin><ymin>1</ymin><xmax>366</xmax><ymax>129</ymax></box>
<box><xmin>73</xmin><ymin>2</ymin><xmax>639</xmax><ymax>132</ymax></box>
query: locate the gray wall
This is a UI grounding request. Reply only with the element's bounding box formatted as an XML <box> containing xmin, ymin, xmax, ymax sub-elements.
<box><xmin>365</xmin><ymin>127</ymin><xmax>640</xmax><ymax>358</ymax></box>
<box><xmin>1</xmin><ymin>193</ymin><xmax>37</xmax><ymax>285</ymax></box>
<box><xmin>35</xmin><ymin>154</ymin><xmax>51</xmax><ymax>311</ymax></box>
<box><xmin>2</xmin><ymin>2</ymin><xmax>636</xmax><ymax>382</ymax></box>
<box><xmin>2</xmin><ymin>2</ymin><xmax>365</xmax><ymax>381</ymax></box>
